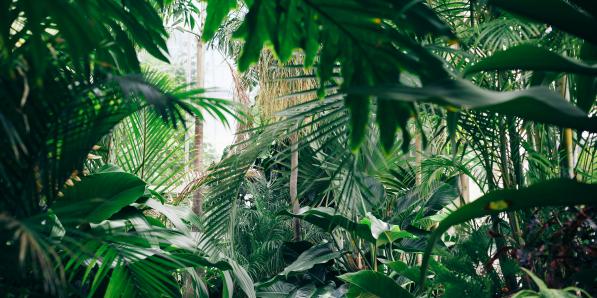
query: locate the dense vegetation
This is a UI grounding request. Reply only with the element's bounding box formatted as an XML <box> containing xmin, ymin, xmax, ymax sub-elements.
<box><xmin>1</xmin><ymin>0</ymin><xmax>596</xmax><ymax>297</ymax></box>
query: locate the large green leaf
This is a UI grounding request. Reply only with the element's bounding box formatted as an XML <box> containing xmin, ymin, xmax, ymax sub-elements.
<box><xmin>280</xmin><ymin>243</ymin><xmax>344</xmax><ymax>277</ymax></box>
<box><xmin>360</xmin><ymin>215</ymin><xmax>417</xmax><ymax>247</ymax></box>
<box><xmin>225</xmin><ymin>257</ymin><xmax>257</xmax><ymax>298</ymax></box>
<box><xmin>489</xmin><ymin>0</ymin><xmax>597</xmax><ymax>44</ymax></box>
<box><xmin>418</xmin><ymin>179</ymin><xmax>597</xmax><ymax>287</ymax></box>
<box><xmin>280</xmin><ymin>207</ymin><xmax>415</xmax><ymax>246</ymax></box>
<box><xmin>377</xmin><ymin>100</ymin><xmax>411</xmax><ymax>153</ymax></box>
<box><xmin>52</xmin><ymin>172</ymin><xmax>146</xmax><ymax>224</ymax></box>
<box><xmin>573</xmin><ymin>42</ymin><xmax>597</xmax><ymax>112</ymax></box>
<box><xmin>338</xmin><ymin>270</ymin><xmax>414</xmax><ymax>298</ymax></box>
<box><xmin>280</xmin><ymin>207</ymin><xmax>369</xmax><ymax>239</ymax></box>
<box><xmin>346</xmin><ymin>95</ymin><xmax>370</xmax><ymax>152</ymax></box>
<box><xmin>203</xmin><ymin>0</ymin><xmax>237</xmax><ymax>41</ymax></box>
<box><xmin>464</xmin><ymin>44</ymin><xmax>597</xmax><ymax>76</ymax></box>
<box><xmin>382</xmin><ymin>260</ymin><xmax>419</xmax><ymax>283</ymax></box>
<box><xmin>145</xmin><ymin>199</ymin><xmax>201</xmax><ymax>234</ymax></box>
<box><xmin>511</xmin><ymin>268</ymin><xmax>590</xmax><ymax>297</ymax></box>
<box><xmin>236</xmin><ymin>0</ymin><xmax>276</xmax><ymax>71</ymax></box>
<box><xmin>350</xmin><ymin>79</ymin><xmax>597</xmax><ymax>132</ymax></box>
<box><xmin>257</xmin><ymin>242</ymin><xmax>343</xmax><ymax>289</ymax></box>
<box><xmin>289</xmin><ymin>284</ymin><xmax>316</xmax><ymax>298</ymax></box>
<box><xmin>256</xmin><ymin>281</ymin><xmax>298</xmax><ymax>297</ymax></box>
<box><xmin>276</xmin><ymin>0</ymin><xmax>300</xmax><ymax>62</ymax></box>
<box><xmin>257</xmin><ymin>281</ymin><xmax>342</xmax><ymax>298</ymax></box>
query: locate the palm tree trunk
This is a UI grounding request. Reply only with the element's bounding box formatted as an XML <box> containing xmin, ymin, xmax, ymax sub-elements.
<box><xmin>290</xmin><ymin>133</ymin><xmax>302</xmax><ymax>241</ymax></box>
<box><xmin>415</xmin><ymin>129</ymin><xmax>423</xmax><ymax>186</ymax></box>
<box><xmin>184</xmin><ymin>22</ymin><xmax>206</xmax><ymax>298</ymax></box>
<box><xmin>192</xmin><ymin>36</ymin><xmax>205</xmax><ymax>217</ymax></box>
<box><xmin>415</xmin><ymin>127</ymin><xmax>423</xmax><ymax>265</ymax></box>
<box><xmin>506</xmin><ymin>117</ymin><xmax>524</xmax><ymax>247</ymax></box>
<box><xmin>459</xmin><ymin>174</ymin><xmax>469</xmax><ymax>204</ymax></box>
<box><xmin>447</xmin><ymin>115</ymin><xmax>469</xmax><ymax>206</ymax></box>
<box><xmin>496</xmin><ymin>115</ymin><xmax>518</xmax><ymax>292</ymax></box>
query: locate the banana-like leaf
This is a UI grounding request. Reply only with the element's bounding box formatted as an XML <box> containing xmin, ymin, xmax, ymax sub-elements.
<box><xmin>52</xmin><ymin>172</ymin><xmax>146</xmax><ymax>225</ymax></box>
<box><xmin>280</xmin><ymin>243</ymin><xmax>344</xmax><ymax>277</ymax></box>
<box><xmin>280</xmin><ymin>207</ymin><xmax>415</xmax><ymax>246</ymax></box>
<box><xmin>489</xmin><ymin>0</ymin><xmax>597</xmax><ymax>44</ymax></box>
<box><xmin>510</xmin><ymin>268</ymin><xmax>592</xmax><ymax>298</ymax></box>
<box><xmin>338</xmin><ymin>270</ymin><xmax>414</xmax><ymax>298</ymax></box>
<box><xmin>382</xmin><ymin>260</ymin><xmax>419</xmax><ymax>283</ymax></box>
<box><xmin>350</xmin><ymin>79</ymin><xmax>597</xmax><ymax>132</ymax></box>
<box><xmin>222</xmin><ymin>271</ymin><xmax>234</xmax><ymax>298</ymax></box>
<box><xmin>256</xmin><ymin>281</ymin><xmax>297</xmax><ymax>297</ymax></box>
<box><xmin>145</xmin><ymin>199</ymin><xmax>201</xmax><ymax>234</ymax></box>
<box><xmin>257</xmin><ymin>242</ymin><xmax>343</xmax><ymax>288</ymax></box>
<box><xmin>225</xmin><ymin>257</ymin><xmax>257</xmax><ymax>298</ymax></box>
<box><xmin>464</xmin><ymin>44</ymin><xmax>597</xmax><ymax>76</ymax></box>
<box><xmin>574</xmin><ymin>42</ymin><xmax>597</xmax><ymax>112</ymax></box>
<box><xmin>418</xmin><ymin>179</ymin><xmax>597</xmax><ymax>287</ymax></box>
<box><xmin>257</xmin><ymin>281</ymin><xmax>343</xmax><ymax>298</ymax></box>
<box><xmin>290</xmin><ymin>284</ymin><xmax>316</xmax><ymax>298</ymax></box>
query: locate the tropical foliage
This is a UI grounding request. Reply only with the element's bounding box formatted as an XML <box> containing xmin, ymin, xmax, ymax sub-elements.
<box><xmin>1</xmin><ymin>0</ymin><xmax>596</xmax><ymax>297</ymax></box>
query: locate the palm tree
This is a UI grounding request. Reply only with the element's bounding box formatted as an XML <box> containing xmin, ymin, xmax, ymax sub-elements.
<box><xmin>0</xmin><ymin>1</ymin><xmax>247</xmax><ymax>296</ymax></box>
<box><xmin>193</xmin><ymin>29</ymin><xmax>206</xmax><ymax>217</ymax></box>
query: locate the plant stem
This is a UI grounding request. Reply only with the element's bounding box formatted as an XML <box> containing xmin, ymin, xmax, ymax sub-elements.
<box><xmin>492</xmin><ymin>215</ymin><xmax>518</xmax><ymax>291</ymax></box>
<box><xmin>559</xmin><ymin>75</ymin><xmax>575</xmax><ymax>179</ymax></box>
<box><xmin>371</xmin><ymin>244</ymin><xmax>377</xmax><ymax>271</ymax></box>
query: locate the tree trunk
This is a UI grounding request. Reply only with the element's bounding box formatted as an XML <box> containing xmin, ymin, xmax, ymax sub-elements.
<box><xmin>289</xmin><ymin>133</ymin><xmax>302</xmax><ymax>241</ymax></box>
<box><xmin>414</xmin><ymin>129</ymin><xmax>423</xmax><ymax>186</ymax></box>
<box><xmin>459</xmin><ymin>174</ymin><xmax>469</xmax><ymax>204</ymax></box>
<box><xmin>415</xmin><ymin>127</ymin><xmax>423</xmax><ymax>265</ymax></box>
<box><xmin>558</xmin><ymin>76</ymin><xmax>575</xmax><ymax>179</ymax></box>
<box><xmin>192</xmin><ymin>36</ymin><xmax>205</xmax><ymax>217</ymax></box>
<box><xmin>184</xmin><ymin>25</ymin><xmax>206</xmax><ymax>298</ymax></box>
<box><xmin>496</xmin><ymin>116</ymin><xmax>519</xmax><ymax>292</ymax></box>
